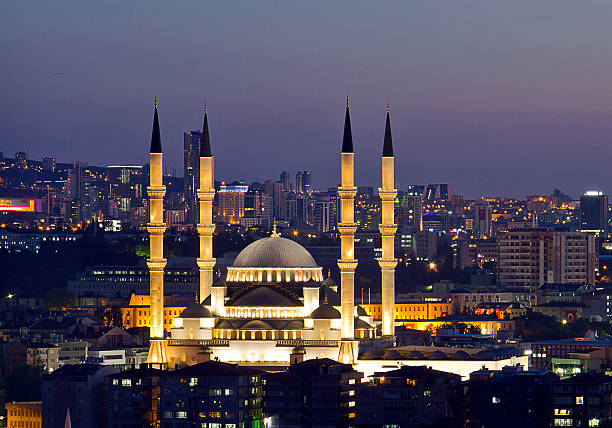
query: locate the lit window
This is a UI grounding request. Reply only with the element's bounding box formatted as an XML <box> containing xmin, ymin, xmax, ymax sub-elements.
<box><xmin>576</xmin><ymin>396</ymin><xmax>584</xmax><ymax>405</ymax></box>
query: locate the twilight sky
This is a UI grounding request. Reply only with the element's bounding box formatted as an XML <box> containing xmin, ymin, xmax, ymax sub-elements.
<box><xmin>2</xmin><ymin>1</ymin><xmax>612</xmax><ymax>199</ymax></box>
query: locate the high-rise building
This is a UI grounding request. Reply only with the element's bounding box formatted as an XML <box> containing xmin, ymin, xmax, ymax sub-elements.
<box><xmin>295</xmin><ymin>171</ymin><xmax>303</xmax><ymax>193</ymax></box>
<box><xmin>407</xmin><ymin>185</ymin><xmax>425</xmax><ymax>198</ymax></box>
<box><xmin>184</xmin><ymin>130</ymin><xmax>202</xmax><ymax>224</ymax></box>
<box><xmin>396</xmin><ymin>192</ymin><xmax>422</xmax><ymax>231</ymax></box>
<box><xmin>302</xmin><ymin>170</ymin><xmax>312</xmax><ymax>192</ymax></box>
<box><xmin>280</xmin><ymin>170</ymin><xmax>290</xmax><ymax>191</ymax></box>
<box><xmin>264</xmin><ymin>180</ymin><xmax>285</xmax><ymax>219</ymax></box>
<box><xmin>425</xmin><ymin>184</ymin><xmax>450</xmax><ymax>201</ymax></box>
<box><xmin>217</xmin><ymin>184</ymin><xmax>248</xmax><ymax>224</ymax></box>
<box><xmin>15</xmin><ymin>151</ymin><xmax>27</xmax><ymax>168</ymax></box>
<box><xmin>473</xmin><ymin>200</ymin><xmax>492</xmax><ymax>238</ymax></box>
<box><xmin>451</xmin><ymin>194</ymin><xmax>465</xmax><ymax>216</ymax></box>
<box><xmin>313</xmin><ymin>200</ymin><xmax>334</xmax><ymax>233</ymax></box>
<box><xmin>497</xmin><ymin>228</ymin><xmax>598</xmax><ymax>290</ymax></box>
<box><xmin>68</xmin><ymin>161</ymin><xmax>92</xmax><ymax>221</ymax></box>
<box><xmin>42</xmin><ymin>156</ymin><xmax>56</xmax><ymax>172</ymax></box>
<box><xmin>580</xmin><ymin>191</ymin><xmax>608</xmax><ymax>236</ymax></box>
<box><xmin>107</xmin><ymin>165</ymin><xmax>143</xmax><ymax>217</ymax></box>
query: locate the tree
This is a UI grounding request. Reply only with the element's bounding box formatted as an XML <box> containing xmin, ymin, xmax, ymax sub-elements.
<box><xmin>5</xmin><ymin>364</ymin><xmax>42</xmax><ymax>402</ymax></box>
<box><xmin>43</xmin><ymin>288</ymin><xmax>75</xmax><ymax>310</ymax></box>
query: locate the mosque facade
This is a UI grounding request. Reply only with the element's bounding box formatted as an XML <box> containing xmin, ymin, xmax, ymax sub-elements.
<box><xmin>145</xmin><ymin>99</ymin><xmax>383</xmax><ymax>367</ymax></box>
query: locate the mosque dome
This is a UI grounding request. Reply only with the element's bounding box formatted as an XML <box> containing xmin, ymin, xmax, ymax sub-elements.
<box><xmin>180</xmin><ymin>304</ymin><xmax>213</xmax><ymax>318</ymax></box>
<box><xmin>232</xmin><ymin>234</ymin><xmax>317</xmax><ymax>268</ymax></box>
<box><xmin>226</xmin><ymin>230</ymin><xmax>323</xmax><ymax>283</ymax></box>
<box><xmin>311</xmin><ymin>304</ymin><xmax>341</xmax><ymax>319</ymax></box>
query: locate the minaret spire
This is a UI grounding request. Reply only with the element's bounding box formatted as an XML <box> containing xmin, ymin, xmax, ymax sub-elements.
<box><xmin>197</xmin><ymin>102</ymin><xmax>216</xmax><ymax>304</ymax></box>
<box><xmin>378</xmin><ymin>104</ymin><xmax>398</xmax><ymax>337</ymax></box>
<box><xmin>150</xmin><ymin>98</ymin><xmax>162</xmax><ymax>153</ymax></box>
<box><xmin>200</xmin><ymin>102</ymin><xmax>211</xmax><ymax>157</ymax></box>
<box><xmin>341</xmin><ymin>98</ymin><xmax>353</xmax><ymax>153</ymax></box>
<box><xmin>382</xmin><ymin>103</ymin><xmax>393</xmax><ymax>157</ymax></box>
<box><xmin>146</xmin><ymin>100</ymin><xmax>168</xmax><ymax>366</ymax></box>
<box><xmin>338</xmin><ymin>98</ymin><xmax>358</xmax><ymax>365</ymax></box>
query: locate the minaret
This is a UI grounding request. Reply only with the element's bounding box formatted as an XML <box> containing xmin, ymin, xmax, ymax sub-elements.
<box><xmin>146</xmin><ymin>98</ymin><xmax>168</xmax><ymax>366</ymax></box>
<box><xmin>197</xmin><ymin>103</ymin><xmax>216</xmax><ymax>303</ymax></box>
<box><xmin>337</xmin><ymin>97</ymin><xmax>359</xmax><ymax>364</ymax></box>
<box><xmin>378</xmin><ymin>104</ymin><xmax>398</xmax><ymax>337</ymax></box>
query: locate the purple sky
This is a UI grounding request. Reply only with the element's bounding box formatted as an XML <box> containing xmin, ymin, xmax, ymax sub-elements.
<box><xmin>2</xmin><ymin>1</ymin><xmax>612</xmax><ymax>199</ymax></box>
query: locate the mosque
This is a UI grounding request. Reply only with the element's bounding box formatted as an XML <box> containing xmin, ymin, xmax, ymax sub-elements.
<box><xmin>145</xmin><ymin>98</ymin><xmax>385</xmax><ymax>367</ymax></box>
<box><xmin>143</xmin><ymin>99</ymin><xmax>528</xmax><ymax>377</ymax></box>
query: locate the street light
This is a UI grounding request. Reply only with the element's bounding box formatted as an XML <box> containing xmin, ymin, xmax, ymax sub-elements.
<box><xmin>429</xmin><ymin>262</ymin><xmax>437</xmax><ymax>271</ymax></box>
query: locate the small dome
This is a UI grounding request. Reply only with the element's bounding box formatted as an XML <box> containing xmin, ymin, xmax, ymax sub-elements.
<box><xmin>311</xmin><ymin>304</ymin><xmax>341</xmax><ymax>319</ymax></box>
<box><xmin>383</xmin><ymin>349</ymin><xmax>404</xmax><ymax>360</ymax></box>
<box><xmin>292</xmin><ymin>346</ymin><xmax>306</xmax><ymax>354</ymax></box>
<box><xmin>232</xmin><ymin>235</ymin><xmax>317</xmax><ymax>268</ymax></box>
<box><xmin>322</xmin><ymin>275</ymin><xmax>336</xmax><ymax>287</ymax></box>
<box><xmin>319</xmin><ymin>286</ymin><xmax>341</xmax><ymax>306</ymax></box>
<box><xmin>429</xmin><ymin>350</ymin><xmax>448</xmax><ymax>360</ymax></box>
<box><xmin>451</xmin><ymin>350</ymin><xmax>471</xmax><ymax>360</ymax></box>
<box><xmin>354</xmin><ymin>318</ymin><xmax>372</xmax><ymax>329</ymax></box>
<box><xmin>356</xmin><ymin>306</ymin><xmax>368</xmax><ymax>316</ymax></box>
<box><xmin>407</xmin><ymin>350</ymin><xmax>426</xmax><ymax>359</ymax></box>
<box><xmin>180</xmin><ymin>304</ymin><xmax>212</xmax><ymax>318</ymax></box>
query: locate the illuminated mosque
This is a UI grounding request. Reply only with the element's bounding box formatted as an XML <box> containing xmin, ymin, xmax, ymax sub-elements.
<box><xmin>144</xmin><ymin>98</ymin><xmax>387</xmax><ymax>367</ymax></box>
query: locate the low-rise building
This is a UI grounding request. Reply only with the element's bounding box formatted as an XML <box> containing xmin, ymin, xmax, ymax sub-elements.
<box><xmin>106</xmin><ymin>368</ymin><xmax>163</xmax><ymax>428</ymax></box>
<box><xmin>356</xmin><ymin>365</ymin><xmax>463</xmax><ymax>427</ymax></box>
<box><xmin>474</xmin><ymin>302</ymin><xmax>526</xmax><ymax>319</ymax></box>
<box><xmin>361</xmin><ymin>299</ymin><xmax>451</xmax><ymax>321</ymax></box>
<box><xmin>551</xmin><ymin>373</ymin><xmax>612</xmax><ymax>428</ymax></box>
<box><xmin>467</xmin><ymin>365</ymin><xmax>558</xmax><ymax>428</ymax></box>
<box><xmin>42</xmin><ymin>364</ymin><xmax>118</xmax><ymax>428</ymax></box>
<box><xmin>160</xmin><ymin>360</ymin><xmax>264</xmax><ymax>427</ymax></box>
<box><xmin>5</xmin><ymin>401</ymin><xmax>42</xmax><ymax>428</ymax></box>
<box><xmin>531</xmin><ymin>336</ymin><xmax>612</xmax><ymax>371</ymax></box>
<box><xmin>262</xmin><ymin>357</ymin><xmax>362</xmax><ymax>427</ymax></box>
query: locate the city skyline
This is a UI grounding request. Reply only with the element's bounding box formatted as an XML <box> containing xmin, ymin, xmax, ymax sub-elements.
<box><xmin>4</xmin><ymin>1</ymin><xmax>612</xmax><ymax>198</ymax></box>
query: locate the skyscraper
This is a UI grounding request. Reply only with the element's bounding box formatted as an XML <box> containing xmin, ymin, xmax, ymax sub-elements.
<box><xmin>15</xmin><ymin>151</ymin><xmax>27</xmax><ymax>168</ymax></box>
<box><xmin>451</xmin><ymin>194</ymin><xmax>465</xmax><ymax>216</ymax></box>
<box><xmin>295</xmin><ymin>171</ymin><xmax>303</xmax><ymax>193</ymax></box>
<box><xmin>497</xmin><ymin>228</ymin><xmax>597</xmax><ymax>290</ymax></box>
<box><xmin>42</xmin><ymin>156</ymin><xmax>56</xmax><ymax>172</ymax></box>
<box><xmin>473</xmin><ymin>200</ymin><xmax>492</xmax><ymax>238</ymax></box>
<box><xmin>397</xmin><ymin>192</ymin><xmax>422</xmax><ymax>231</ymax></box>
<box><xmin>184</xmin><ymin>130</ymin><xmax>202</xmax><ymax>224</ymax></box>
<box><xmin>107</xmin><ymin>165</ymin><xmax>143</xmax><ymax>217</ymax></box>
<box><xmin>302</xmin><ymin>170</ymin><xmax>312</xmax><ymax>192</ymax></box>
<box><xmin>580</xmin><ymin>191</ymin><xmax>608</xmax><ymax>236</ymax></box>
<box><xmin>68</xmin><ymin>161</ymin><xmax>92</xmax><ymax>221</ymax></box>
<box><xmin>280</xmin><ymin>171</ymin><xmax>290</xmax><ymax>191</ymax></box>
